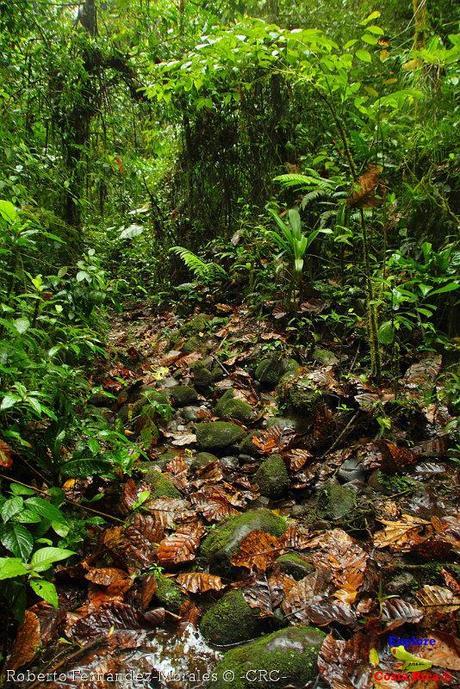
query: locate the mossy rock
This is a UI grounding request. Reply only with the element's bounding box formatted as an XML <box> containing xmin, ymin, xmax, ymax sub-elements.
<box><xmin>201</xmin><ymin>508</ymin><xmax>287</xmax><ymax>572</ymax></box>
<box><xmin>215</xmin><ymin>389</ymin><xmax>253</xmax><ymax>423</ymax></box>
<box><xmin>143</xmin><ymin>470</ymin><xmax>181</xmax><ymax>499</ymax></box>
<box><xmin>191</xmin><ymin>361</ymin><xmax>221</xmax><ymax>388</ymax></box>
<box><xmin>182</xmin><ymin>313</ymin><xmax>212</xmax><ymax>335</ymax></box>
<box><xmin>183</xmin><ymin>335</ymin><xmax>203</xmax><ymax>354</ymax></box>
<box><xmin>278</xmin><ymin>375</ymin><xmax>323</xmax><ymax>414</ymax></box>
<box><xmin>191</xmin><ymin>452</ymin><xmax>219</xmax><ymax>471</ymax></box>
<box><xmin>255</xmin><ymin>454</ymin><xmax>289</xmax><ymax>498</ymax></box>
<box><xmin>276</xmin><ymin>553</ymin><xmax>314</xmax><ymax>580</ymax></box>
<box><xmin>200</xmin><ymin>590</ymin><xmax>262</xmax><ymax>645</ymax></box>
<box><xmin>209</xmin><ymin>625</ymin><xmax>325</xmax><ymax>689</ymax></box>
<box><xmin>169</xmin><ymin>385</ymin><xmax>198</xmax><ymax>407</ymax></box>
<box><xmin>153</xmin><ymin>571</ymin><xmax>185</xmax><ymax>612</ymax></box>
<box><xmin>317</xmin><ymin>480</ymin><xmax>357</xmax><ymax>521</ymax></box>
<box><xmin>239</xmin><ymin>432</ymin><xmax>263</xmax><ymax>455</ymax></box>
<box><xmin>196</xmin><ymin>421</ymin><xmax>246</xmax><ymax>451</ymax></box>
<box><xmin>255</xmin><ymin>356</ymin><xmax>299</xmax><ymax>388</ymax></box>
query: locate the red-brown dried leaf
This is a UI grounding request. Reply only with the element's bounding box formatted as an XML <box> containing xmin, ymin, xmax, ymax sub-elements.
<box><xmin>84</xmin><ymin>567</ymin><xmax>133</xmax><ymax>596</ymax></box>
<box><xmin>280</xmin><ymin>524</ymin><xmax>314</xmax><ymax>550</ymax></box>
<box><xmin>119</xmin><ymin>478</ymin><xmax>149</xmax><ymax>515</ymax></box>
<box><xmin>286</xmin><ymin>448</ymin><xmax>312</xmax><ymax>472</ymax></box>
<box><xmin>176</xmin><ymin>573</ymin><xmax>225</xmax><ymax>594</ymax></box>
<box><xmin>307</xmin><ymin>597</ymin><xmax>357</xmax><ymax>626</ymax></box>
<box><xmin>441</xmin><ymin>569</ymin><xmax>460</xmax><ymax>595</ymax></box>
<box><xmin>194</xmin><ymin>460</ymin><xmax>224</xmax><ymax>482</ymax></box>
<box><xmin>102</xmin><ymin>513</ymin><xmax>163</xmax><ymax>569</ymax></box>
<box><xmin>7</xmin><ymin>610</ymin><xmax>41</xmax><ymax>670</ymax></box>
<box><xmin>166</xmin><ymin>455</ymin><xmax>188</xmax><ymax>476</ymax></box>
<box><xmin>252</xmin><ymin>427</ymin><xmax>283</xmax><ymax>454</ymax></box>
<box><xmin>318</xmin><ymin>632</ymin><xmax>372</xmax><ymax>689</ymax></box>
<box><xmin>191</xmin><ymin>491</ymin><xmax>238</xmax><ymax>522</ymax></box>
<box><xmin>374</xmin><ymin>514</ymin><xmax>430</xmax><ymax>551</ymax></box>
<box><xmin>347</xmin><ymin>164</ymin><xmax>383</xmax><ymax>208</ymax></box>
<box><xmin>410</xmin><ymin>632</ymin><xmax>460</xmax><ymax>671</ymax></box>
<box><xmin>231</xmin><ymin>530</ymin><xmax>281</xmax><ymax>572</ymax></box>
<box><xmin>66</xmin><ymin>601</ymin><xmax>140</xmax><ymax>643</ymax></box>
<box><xmin>147</xmin><ymin>497</ymin><xmax>192</xmax><ymax>529</ymax></box>
<box><xmin>143</xmin><ymin>607</ymin><xmax>166</xmax><ymax>626</ymax></box>
<box><xmin>416</xmin><ymin>586</ymin><xmax>460</xmax><ymax>616</ymax></box>
<box><xmin>0</xmin><ymin>439</ymin><xmax>13</xmax><ymax>468</ymax></box>
<box><xmin>380</xmin><ymin>598</ymin><xmax>424</xmax><ymax>630</ymax></box>
<box><xmin>157</xmin><ymin>521</ymin><xmax>205</xmax><ymax>567</ymax></box>
<box><xmin>140</xmin><ymin>574</ymin><xmax>158</xmax><ymax>610</ymax></box>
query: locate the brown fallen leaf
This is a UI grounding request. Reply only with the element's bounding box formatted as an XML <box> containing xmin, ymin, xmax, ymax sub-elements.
<box><xmin>347</xmin><ymin>164</ymin><xmax>384</xmax><ymax>208</ymax></box>
<box><xmin>84</xmin><ymin>567</ymin><xmax>133</xmax><ymax>596</ymax></box>
<box><xmin>7</xmin><ymin>609</ymin><xmax>41</xmax><ymax>670</ymax></box>
<box><xmin>157</xmin><ymin>521</ymin><xmax>205</xmax><ymax>566</ymax></box>
<box><xmin>416</xmin><ymin>585</ymin><xmax>460</xmax><ymax>616</ymax></box>
<box><xmin>0</xmin><ymin>439</ymin><xmax>14</xmax><ymax>468</ymax></box>
<box><xmin>176</xmin><ymin>573</ymin><xmax>225</xmax><ymax>594</ymax></box>
<box><xmin>411</xmin><ymin>632</ymin><xmax>460</xmax><ymax>671</ymax></box>
<box><xmin>140</xmin><ymin>574</ymin><xmax>158</xmax><ymax>610</ymax></box>
<box><xmin>380</xmin><ymin>598</ymin><xmax>424</xmax><ymax>630</ymax></box>
<box><xmin>231</xmin><ymin>530</ymin><xmax>281</xmax><ymax>572</ymax></box>
<box><xmin>318</xmin><ymin>632</ymin><xmax>373</xmax><ymax>689</ymax></box>
<box><xmin>374</xmin><ymin>514</ymin><xmax>430</xmax><ymax>551</ymax></box>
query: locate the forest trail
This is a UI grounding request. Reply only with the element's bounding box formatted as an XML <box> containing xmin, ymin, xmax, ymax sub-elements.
<box><xmin>6</xmin><ymin>304</ymin><xmax>459</xmax><ymax>689</ymax></box>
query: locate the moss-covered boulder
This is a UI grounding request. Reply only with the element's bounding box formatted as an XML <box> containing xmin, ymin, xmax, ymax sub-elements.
<box><xmin>182</xmin><ymin>313</ymin><xmax>212</xmax><ymax>335</ymax></box>
<box><xmin>196</xmin><ymin>421</ymin><xmax>246</xmax><ymax>451</ymax></box>
<box><xmin>182</xmin><ymin>335</ymin><xmax>202</xmax><ymax>354</ymax></box>
<box><xmin>191</xmin><ymin>452</ymin><xmax>219</xmax><ymax>471</ymax></box>
<box><xmin>191</xmin><ymin>361</ymin><xmax>220</xmax><ymax>388</ymax></box>
<box><xmin>153</xmin><ymin>571</ymin><xmax>185</xmax><ymax>612</ymax></box>
<box><xmin>255</xmin><ymin>454</ymin><xmax>289</xmax><ymax>498</ymax></box>
<box><xmin>318</xmin><ymin>480</ymin><xmax>357</xmax><ymax>521</ymax></box>
<box><xmin>215</xmin><ymin>389</ymin><xmax>253</xmax><ymax>423</ymax></box>
<box><xmin>143</xmin><ymin>470</ymin><xmax>181</xmax><ymax>499</ymax></box>
<box><xmin>201</xmin><ymin>508</ymin><xmax>287</xmax><ymax>572</ymax></box>
<box><xmin>209</xmin><ymin>626</ymin><xmax>325</xmax><ymax>689</ymax></box>
<box><xmin>200</xmin><ymin>590</ymin><xmax>261</xmax><ymax>645</ymax></box>
<box><xmin>255</xmin><ymin>356</ymin><xmax>299</xmax><ymax>388</ymax></box>
<box><xmin>277</xmin><ymin>375</ymin><xmax>323</xmax><ymax>414</ymax></box>
<box><xmin>169</xmin><ymin>384</ymin><xmax>198</xmax><ymax>407</ymax></box>
<box><xmin>275</xmin><ymin>553</ymin><xmax>314</xmax><ymax>580</ymax></box>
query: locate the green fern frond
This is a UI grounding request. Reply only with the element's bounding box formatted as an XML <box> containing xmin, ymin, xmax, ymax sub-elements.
<box><xmin>273</xmin><ymin>173</ymin><xmax>333</xmax><ymax>190</ymax></box>
<box><xmin>300</xmin><ymin>188</ymin><xmax>333</xmax><ymax>209</ymax></box>
<box><xmin>170</xmin><ymin>246</ymin><xmax>227</xmax><ymax>283</ymax></box>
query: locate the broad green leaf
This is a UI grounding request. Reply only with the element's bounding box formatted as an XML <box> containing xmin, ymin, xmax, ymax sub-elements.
<box><xmin>30</xmin><ymin>547</ymin><xmax>75</xmax><ymax>572</ymax></box>
<box><xmin>0</xmin><ymin>557</ymin><xmax>28</xmax><ymax>579</ymax></box>
<box><xmin>60</xmin><ymin>457</ymin><xmax>114</xmax><ymax>478</ymax></box>
<box><xmin>13</xmin><ymin>318</ymin><xmax>30</xmax><ymax>334</ymax></box>
<box><xmin>10</xmin><ymin>483</ymin><xmax>35</xmax><ymax>496</ymax></box>
<box><xmin>429</xmin><ymin>282</ymin><xmax>459</xmax><ymax>296</ymax></box>
<box><xmin>120</xmin><ymin>224</ymin><xmax>144</xmax><ymax>239</ymax></box>
<box><xmin>30</xmin><ymin>579</ymin><xmax>59</xmax><ymax>607</ymax></box>
<box><xmin>0</xmin><ymin>200</ymin><xmax>18</xmax><ymax>223</ymax></box>
<box><xmin>360</xmin><ymin>11</ymin><xmax>381</xmax><ymax>25</ymax></box>
<box><xmin>1</xmin><ymin>496</ymin><xmax>24</xmax><ymax>523</ymax></box>
<box><xmin>366</xmin><ymin>25</ymin><xmax>384</xmax><ymax>36</ymax></box>
<box><xmin>356</xmin><ymin>49</ymin><xmax>372</xmax><ymax>63</ymax></box>
<box><xmin>25</xmin><ymin>497</ymin><xmax>66</xmax><ymax>524</ymax></box>
<box><xmin>1</xmin><ymin>523</ymin><xmax>33</xmax><ymax>559</ymax></box>
<box><xmin>0</xmin><ymin>394</ymin><xmax>19</xmax><ymax>411</ymax></box>
<box><xmin>361</xmin><ymin>33</ymin><xmax>379</xmax><ymax>45</ymax></box>
<box><xmin>378</xmin><ymin>321</ymin><xmax>395</xmax><ymax>345</ymax></box>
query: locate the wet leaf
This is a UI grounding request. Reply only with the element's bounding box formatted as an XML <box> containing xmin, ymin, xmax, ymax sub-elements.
<box><xmin>416</xmin><ymin>585</ymin><xmax>460</xmax><ymax>616</ymax></box>
<box><xmin>7</xmin><ymin>609</ymin><xmax>41</xmax><ymax>670</ymax></box>
<box><xmin>409</xmin><ymin>632</ymin><xmax>460</xmax><ymax>670</ymax></box>
<box><xmin>157</xmin><ymin>521</ymin><xmax>205</xmax><ymax>566</ymax></box>
<box><xmin>84</xmin><ymin>567</ymin><xmax>133</xmax><ymax>595</ymax></box>
<box><xmin>380</xmin><ymin>598</ymin><xmax>424</xmax><ymax>630</ymax></box>
<box><xmin>318</xmin><ymin>632</ymin><xmax>372</xmax><ymax>689</ymax></box>
<box><xmin>176</xmin><ymin>572</ymin><xmax>224</xmax><ymax>593</ymax></box>
<box><xmin>374</xmin><ymin>514</ymin><xmax>430</xmax><ymax>551</ymax></box>
<box><xmin>231</xmin><ymin>530</ymin><xmax>281</xmax><ymax>572</ymax></box>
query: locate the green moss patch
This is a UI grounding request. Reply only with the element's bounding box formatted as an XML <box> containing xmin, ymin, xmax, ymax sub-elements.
<box><xmin>200</xmin><ymin>590</ymin><xmax>261</xmax><ymax>645</ymax></box>
<box><xmin>254</xmin><ymin>454</ymin><xmax>289</xmax><ymax>498</ymax></box>
<box><xmin>196</xmin><ymin>421</ymin><xmax>246</xmax><ymax>451</ymax></box>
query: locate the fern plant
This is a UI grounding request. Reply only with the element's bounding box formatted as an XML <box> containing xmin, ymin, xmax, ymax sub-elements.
<box><xmin>170</xmin><ymin>246</ymin><xmax>227</xmax><ymax>284</ymax></box>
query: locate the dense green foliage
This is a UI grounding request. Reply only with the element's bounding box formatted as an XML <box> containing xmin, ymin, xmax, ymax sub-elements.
<box><xmin>0</xmin><ymin>0</ymin><xmax>458</xmax><ymax>638</ymax></box>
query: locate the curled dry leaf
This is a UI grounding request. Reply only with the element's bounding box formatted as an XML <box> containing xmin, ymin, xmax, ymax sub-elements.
<box><xmin>0</xmin><ymin>439</ymin><xmax>14</xmax><ymax>468</ymax></box>
<box><xmin>318</xmin><ymin>632</ymin><xmax>372</xmax><ymax>689</ymax></box>
<box><xmin>157</xmin><ymin>521</ymin><xmax>205</xmax><ymax>566</ymax></box>
<box><xmin>286</xmin><ymin>448</ymin><xmax>312</xmax><ymax>472</ymax></box>
<box><xmin>231</xmin><ymin>530</ymin><xmax>281</xmax><ymax>572</ymax></box>
<box><xmin>374</xmin><ymin>514</ymin><xmax>430</xmax><ymax>551</ymax></box>
<box><xmin>347</xmin><ymin>164</ymin><xmax>384</xmax><ymax>208</ymax></box>
<box><xmin>380</xmin><ymin>598</ymin><xmax>424</xmax><ymax>630</ymax></box>
<box><xmin>176</xmin><ymin>572</ymin><xmax>225</xmax><ymax>594</ymax></box>
<box><xmin>84</xmin><ymin>567</ymin><xmax>133</xmax><ymax>595</ymax></box>
<box><xmin>280</xmin><ymin>524</ymin><xmax>313</xmax><ymax>550</ymax></box>
<box><xmin>166</xmin><ymin>455</ymin><xmax>188</xmax><ymax>476</ymax></box>
<box><xmin>7</xmin><ymin>609</ymin><xmax>41</xmax><ymax>670</ymax></box>
<box><xmin>140</xmin><ymin>574</ymin><xmax>158</xmax><ymax>610</ymax></box>
<box><xmin>441</xmin><ymin>568</ymin><xmax>460</xmax><ymax>595</ymax></box>
<box><xmin>416</xmin><ymin>585</ymin><xmax>460</xmax><ymax>616</ymax></box>
<box><xmin>143</xmin><ymin>607</ymin><xmax>166</xmax><ymax>626</ymax></box>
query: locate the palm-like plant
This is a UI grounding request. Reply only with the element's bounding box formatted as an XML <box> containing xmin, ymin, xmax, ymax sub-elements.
<box><xmin>265</xmin><ymin>207</ymin><xmax>330</xmax><ymax>304</ymax></box>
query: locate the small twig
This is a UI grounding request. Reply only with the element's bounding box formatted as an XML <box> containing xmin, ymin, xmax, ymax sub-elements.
<box><xmin>0</xmin><ymin>474</ymin><xmax>124</xmax><ymax>524</ymax></box>
<box><xmin>320</xmin><ymin>410</ymin><xmax>360</xmax><ymax>460</ymax></box>
<box><xmin>210</xmin><ymin>354</ymin><xmax>229</xmax><ymax>376</ymax></box>
<box><xmin>28</xmin><ymin>636</ymin><xmax>107</xmax><ymax>689</ymax></box>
